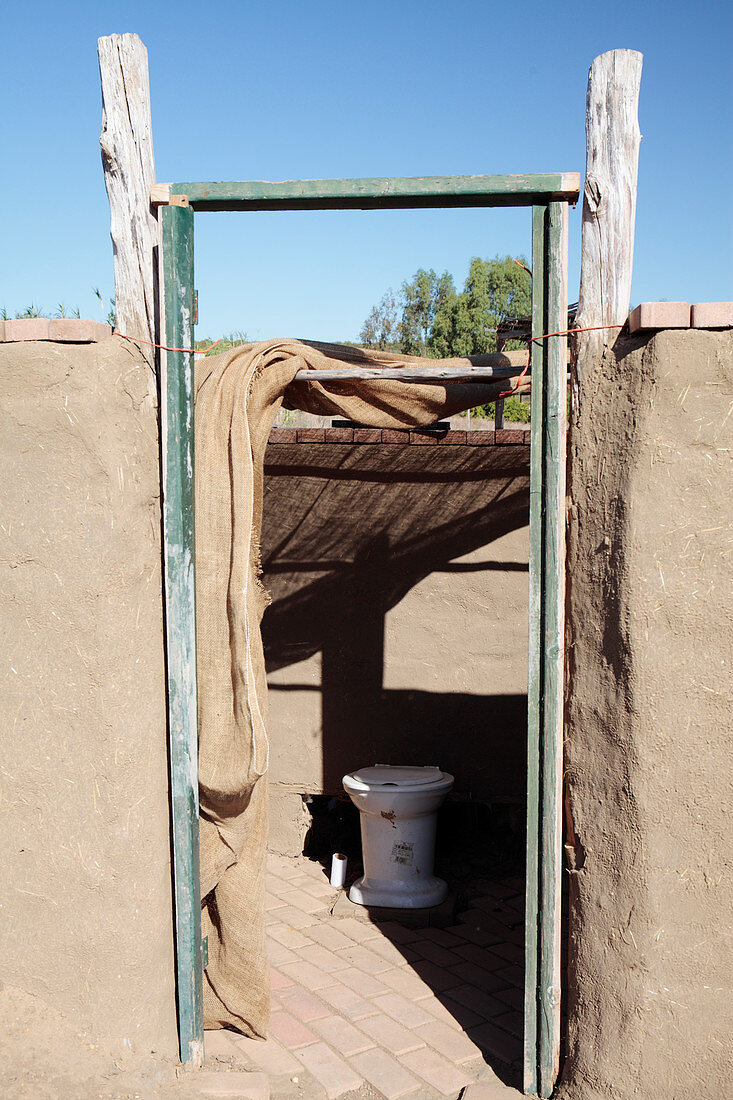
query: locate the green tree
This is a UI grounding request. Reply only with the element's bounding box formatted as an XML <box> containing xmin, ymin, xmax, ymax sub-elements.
<box><xmin>429</xmin><ymin>255</ymin><xmax>531</xmax><ymax>357</ymax></box>
<box><xmin>398</xmin><ymin>269</ymin><xmax>455</xmax><ymax>355</ymax></box>
<box><xmin>359</xmin><ymin>288</ymin><xmax>400</xmax><ymax>350</ymax></box>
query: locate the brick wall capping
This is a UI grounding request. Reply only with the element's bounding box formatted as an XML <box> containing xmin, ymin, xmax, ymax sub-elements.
<box><xmin>628</xmin><ymin>303</ymin><xmax>691</xmax><ymax>333</ymax></box>
<box><xmin>267</xmin><ymin>426</ymin><xmax>528</xmax><ymax>446</ymax></box>
<box><xmin>0</xmin><ymin>318</ymin><xmax>113</xmax><ymax>343</ymax></box>
<box><xmin>690</xmin><ymin>302</ymin><xmax>733</xmax><ymax>329</ymax></box>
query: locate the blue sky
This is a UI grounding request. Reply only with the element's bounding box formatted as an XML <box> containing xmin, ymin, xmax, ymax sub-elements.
<box><xmin>1</xmin><ymin>0</ymin><xmax>731</xmax><ymax>342</ymax></box>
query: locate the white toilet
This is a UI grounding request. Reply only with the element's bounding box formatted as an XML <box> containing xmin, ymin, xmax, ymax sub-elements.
<box><xmin>342</xmin><ymin>764</ymin><xmax>454</xmax><ymax>908</ymax></box>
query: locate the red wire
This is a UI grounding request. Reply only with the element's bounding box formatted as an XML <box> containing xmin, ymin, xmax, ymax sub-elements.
<box><xmin>113</xmin><ymin>331</ymin><xmax>222</xmax><ymax>356</ymax></box>
<box><xmin>497</xmin><ymin>323</ymin><xmax>624</xmax><ymax>399</ymax></box>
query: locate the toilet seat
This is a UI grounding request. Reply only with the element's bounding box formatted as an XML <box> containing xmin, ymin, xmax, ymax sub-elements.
<box><xmin>344</xmin><ymin>764</ymin><xmax>450</xmax><ymax>792</ymax></box>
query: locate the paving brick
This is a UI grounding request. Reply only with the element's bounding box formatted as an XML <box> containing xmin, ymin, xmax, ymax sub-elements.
<box><xmin>402</xmin><ymin>1045</ymin><xmax>472</xmax><ymax>1095</ymax></box>
<box><xmin>409</xmin><ymin>429</ymin><xmax>438</xmax><ymax>444</ymax></box>
<box><xmin>418</xmin><ymin>927</ymin><xmax>466</xmax><ymax>949</ymax></box>
<box><xmin>454</xmin><ymin>945</ymin><xmax>508</xmax><ymax>971</ymax></box>
<box><xmin>267</xmin><ymin>925</ymin><xmax>311</xmax><ymax>950</ymax></box>
<box><xmin>446</xmin><ymin>982</ymin><xmax>507</xmax><ymax>1020</ymax></box>
<box><xmin>495</xmin><ymin>428</ymin><xmax>525</xmax><ymax>445</ymax></box>
<box><xmin>691</xmin><ymin>301</ymin><xmax>733</xmax><ymax>328</ymax></box>
<box><xmin>449</xmin><ymin>961</ymin><xmax>511</xmax><ymax>995</ymax></box>
<box><xmin>296</xmin><ymin>428</ymin><xmax>326</xmax><ymax>442</ymax></box>
<box><xmin>268</xmin><ymin>428</ymin><xmax>297</xmax><ymax>443</ymax></box>
<box><xmin>323</xmin><ymin>427</ymin><xmax>355</xmax><ymax>443</ymax></box>
<box><xmin>371</xmin><ymin>991</ymin><xmax>435</xmax><ymax>1029</ymax></box>
<box><xmin>265</xmin><ymin>873</ymin><xmax>289</xmax><ymax>894</ymax></box>
<box><xmin>234</xmin><ymin>1034</ymin><xmax>300</xmax><ymax>1076</ymax></box>
<box><xmin>436</xmin><ymin>995</ymin><xmax>484</xmax><ymax>1030</ymax></box>
<box><xmin>301</xmin><ymin>878</ymin><xmax>339</xmax><ymax>899</ymax></box>
<box><xmin>381</xmin><ymin>428</ymin><xmax>411</xmax><ymax>443</ymax></box>
<box><xmin>294</xmin><ymin>1041</ymin><xmax>363</xmax><ymax>1098</ymax></box>
<box><xmin>467</xmin><ymin>429</ymin><xmax>495</xmax><ymax>445</ymax></box>
<box><xmin>350</xmin><ymin>1048</ymin><xmax>422</xmax><ymax>1098</ymax></box>
<box><xmin>275</xmin><ymin>904</ymin><xmax>320</xmax><ymax>930</ymax></box>
<box><xmin>411</xmin><ymin>959</ymin><xmax>458</xmax><ymax>992</ymax></box>
<box><xmin>489</xmin><ymin>941</ymin><xmax>524</xmax><ymax>965</ymax></box>
<box><xmin>311</xmin><ymin>1014</ymin><xmax>376</xmax><ymax>1057</ymax></box>
<box><xmin>3</xmin><ymin>318</ymin><xmax>50</xmax><ymax>342</ymax></box>
<box><xmin>279</xmin><ymin>959</ymin><xmax>338</xmax><ymax>991</ymax></box>
<box><xmin>330</xmin><ymin>917</ymin><xmax>381</xmax><ymax>942</ymax></box>
<box><xmin>195</xmin><ymin>1069</ymin><xmax>269</xmax><ymax>1098</ymax></box>
<box><xmin>338</xmin><ymin>966</ymin><xmax>389</xmax><ymax>998</ymax></box>
<box><xmin>47</xmin><ymin>319</ymin><xmax>113</xmax><ymax>343</ymax></box>
<box><xmin>437</xmin><ymin>429</ymin><xmax>467</xmax><ymax>444</ymax></box>
<box><xmin>493</xmin><ymin>964</ymin><xmax>524</xmax><ymax>988</ymax></box>
<box><xmin>523</xmin><ymin>429</ymin><xmax>531</xmax><ymax>444</ymax></box>
<box><xmin>366</xmin><ymin>935</ymin><xmax>415</xmax><ymax>967</ymax></box>
<box><xmin>353</xmin><ymin>428</ymin><xmax>382</xmax><ymax>443</ymax></box>
<box><xmin>266</xmin><ymin>941</ymin><xmax>298</xmax><ymax>968</ymax></box>
<box><xmin>278</xmin><ymin>889</ymin><xmax>327</xmax><ymax>915</ymax></box>
<box><xmin>415</xmin><ymin>940</ymin><xmax>461</xmax><ymax>969</ymax></box>
<box><xmin>335</xmin><ymin>943</ymin><xmax>392</xmax><ymax>973</ymax></box>
<box><xmin>415</xmin><ymin>1019</ymin><xmax>483</xmax><ymax>1064</ymax></box>
<box><xmin>297</xmin><ymin>943</ymin><xmax>344</xmax><ymax>973</ymax></box>
<box><xmin>493</xmin><ymin>1009</ymin><xmax>522</xmax><ymax>1039</ymax></box>
<box><xmin>628</xmin><ymin>301</ymin><xmax>690</xmax><ymax>332</ymax></box>
<box><xmin>359</xmin><ymin>1012</ymin><xmax>426</xmax><ymax>1056</ymax></box>
<box><xmin>318</xmin><ymin>982</ymin><xmax>379</xmax><ymax>1021</ymax></box>
<box><xmin>267</xmin><ymin>1009</ymin><xmax>318</xmax><ymax>1049</ymax></box>
<box><xmin>460</xmin><ymin>1079</ymin><xmax>525</xmax><ymax>1099</ymax></box>
<box><xmin>307</xmin><ymin>924</ymin><xmax>354</xmax><ymax>951</ymax></box>
<box><xmin>450</xmin><ymin>922</ymin><xmax>504</xmax><ymax>947</ymax></box>
<box><xmin>269</xmin><ymin>967</ymin><xmax>294</xmax><ymax>992</ymax></box>
<box><xmin>276</xmin><ymin>985</ymin><xmax>331</xmax><ymax>1022</ymax></box>
<box><xmin>264</xmin><ymin>891</ymin><xmax>286</xmax><ymax>912</ymax></box>
<box><xmin>468</xmin><ymin>1020</ymin><xmax>521</xmax><ymax>1064</ymax></box>
<box><xmin>204</xmin><ymin>1029</ymin><xmax>248</xmax><ymax>1061</ymax></box>
<box><xmin>494</xmin><ymin>985</ymin><xmax>524</xmax><ymax>1011</ymax></box>
<box><xmin>376</xmin><ymin>966</ymin><xmax>433</xmax><ymax>1001</ymax></box>
<box><xmin>371</xmin><ymin>921</ymin><xmax>422</xmax><ymax>944</ymax></box>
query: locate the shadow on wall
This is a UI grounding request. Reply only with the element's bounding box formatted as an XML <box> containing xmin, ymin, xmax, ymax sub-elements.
<box><xmin>260</xmin><ymin>442</ymin><xmax>529</xmax><ymax>799</ymax></box>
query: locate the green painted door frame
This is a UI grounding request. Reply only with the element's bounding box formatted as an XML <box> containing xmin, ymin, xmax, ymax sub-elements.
<box><xmin>158</xmin><ymin>175</ymin><xmax>574</xmax><ymax>1091</ymax></box>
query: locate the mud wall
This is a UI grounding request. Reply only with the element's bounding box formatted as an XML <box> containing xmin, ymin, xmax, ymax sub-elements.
<box><xmin>0</xmin><ymin>340</ymin><xmax>178</xmax><ymax>1066</ymax></box>
<box><xmin>561</xmin><ymin>329</ymin><xmax>733</xmax><ymax>1099</ymax></box>
<box><xmin>260</xmin><ymin>438</ymin><xmax>530</xmax><ymax>853</ymax></box>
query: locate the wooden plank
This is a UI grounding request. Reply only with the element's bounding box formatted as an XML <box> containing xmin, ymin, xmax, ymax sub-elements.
<box><xmin>576</xmin><ymin>49</ymin><xmax>643</xmax><ymax>368</ymax></box>
<box><xmin>159</xmin><ymin>203</ymin><xmax>204</xmax><ymax>1068</ymax></box>
<box><xmin>538</xmin><ymin>200</ymin><xmax>568</xmax><ymax>1099</ymax></box>
<box><xmin>524</xmin><ymin>203</ymin><xmax>547</xmax><ymax>1098</ymax></box>
<box><xmin>292</xmin><ymin>362</ymin><xmax>525</xmax><ymax>382</ymax></box>
<box><xmin>151</xmin><ymin>172</ymin><xmax>581</xmax><ymax>211</ymax></box>
<box><xmin>98</xmin><ymin>33</ymin><xmax>158</xmax><ymax>365</ymax></box>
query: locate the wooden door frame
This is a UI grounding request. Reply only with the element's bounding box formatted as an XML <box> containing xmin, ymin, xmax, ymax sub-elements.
<box><xmin>157</xmin><ymin>175</ymin><xmax>573</xmax><ymax>1095</ymax></box>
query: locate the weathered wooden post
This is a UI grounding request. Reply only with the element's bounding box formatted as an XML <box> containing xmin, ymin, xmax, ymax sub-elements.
<box><xmin>98</xmin><ymin>34</ymin><xmax>203</xmax><ymax>1068</ymax></box>
<box><xmin>98</xmin><ymin>33</ymin><xmax>159</xmax><ymax>364</ymax></box>
<box><xmin>575</xmin><ymin>49</ymin><xmax>643</xmax><ymax>372</ymax></box>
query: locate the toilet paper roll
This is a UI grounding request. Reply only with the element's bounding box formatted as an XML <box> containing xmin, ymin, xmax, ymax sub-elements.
<box><xmin>330</xmin><ymin>852</ymin><xmax>347</xmax><ymax>888</ymax></box>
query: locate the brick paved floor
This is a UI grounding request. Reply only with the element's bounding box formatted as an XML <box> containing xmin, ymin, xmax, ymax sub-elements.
<box><xmin>205</xmin><ymin>853</ymin><xmax>525</xmax><ymax>1099</ymax></box>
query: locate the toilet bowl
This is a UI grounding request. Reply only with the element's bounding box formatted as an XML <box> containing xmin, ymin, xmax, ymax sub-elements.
<box><xmin>342</xmin><ymin>764</ymin><xmax>454</xmax><ymax>909</ymax></box>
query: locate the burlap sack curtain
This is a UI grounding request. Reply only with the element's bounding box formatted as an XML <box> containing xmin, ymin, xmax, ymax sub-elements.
<box><xmin>195</xmin><ymin>339</ymin><xmax>511</xmax><ymax>1034</ymax></box>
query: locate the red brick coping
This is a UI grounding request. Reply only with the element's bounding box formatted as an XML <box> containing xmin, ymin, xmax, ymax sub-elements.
<box><xmin>0</xmin><ymin>318</ymin><xmax>113</xmax><ymax>343</ymax></box>
<box><xmin>269</xmin><ymin>426</ymin><xmax>529</xmax><ymax>446</ymax></box>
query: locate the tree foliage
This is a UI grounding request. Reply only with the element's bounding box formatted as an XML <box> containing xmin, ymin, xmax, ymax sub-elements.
<box><xmin>359</xmin><ymin>256</ymin><xmax>531</xmax><ymax>359</ymax></box>
<box><xmin>358</xmin><ymin>288</ymin><xmax>400</xmax><ymax>350</ymax></box>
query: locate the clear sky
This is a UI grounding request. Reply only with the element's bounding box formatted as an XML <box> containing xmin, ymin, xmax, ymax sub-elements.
<box><xmin>1</xmin><ymin>0</ymin><xmax>731</xmax><ymax>342</ymax></box>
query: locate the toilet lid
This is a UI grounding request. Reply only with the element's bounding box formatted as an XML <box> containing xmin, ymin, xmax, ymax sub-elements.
<box><xmin>347</xmin><ymin>765</ymin><xmax>446</xmax><ymax>788</ymax></box>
